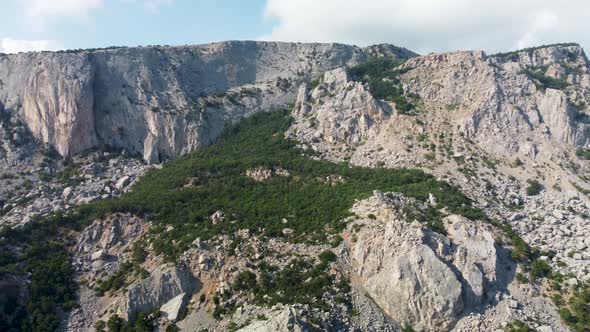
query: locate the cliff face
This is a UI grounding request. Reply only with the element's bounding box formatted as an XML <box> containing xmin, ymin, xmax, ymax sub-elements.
<box><xmin>291</xmin><ymin>44</ymin><xmax>590</xmax><ymax>165</ymax></box>
<box><xmin>0</xmin><ymin>41</ymin><xmax>415</xmax><ymax>162</ymax></box>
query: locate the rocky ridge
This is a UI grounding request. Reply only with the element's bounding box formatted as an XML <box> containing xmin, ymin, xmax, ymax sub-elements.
<box><xmin>0</xmin><ymin>41</ymin><xmax>415</xmax><ymax>164</ymax></box>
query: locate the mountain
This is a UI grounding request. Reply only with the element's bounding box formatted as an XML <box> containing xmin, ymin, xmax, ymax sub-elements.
<box><xmin>0</xmin><ymin>41</ymin><xmax>415</xmax><ymax>164</ymax></box>
<box><xmin>0</xmin><ymin>41</ymin><xmax>588</xmax><ymax>332</ymax></box>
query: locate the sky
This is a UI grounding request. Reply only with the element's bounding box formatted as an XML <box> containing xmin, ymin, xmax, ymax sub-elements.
<box><xmin>1</xmin><ymin>0</ymin><xmax>589</xmax><ymax>55</ymax></box>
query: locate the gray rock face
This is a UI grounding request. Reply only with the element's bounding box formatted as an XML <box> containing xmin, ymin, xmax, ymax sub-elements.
<box><xmin>125</xmin><ymin>265</ymin><xmax>197</xmax><ymax>321</ymax></box>
<box><xmin>290</xmin><ymin>44</ymin><xmax>590</xmax><ymax>164</ymax></box>
<box><xmin>403</xmin><ymin>45</ymin><xmax>590</xmax><ymax>155</ymax></box>
<box><xmin>348</xmin><ymin>192</ymin><xmax>499</xmax><ymax>331</ymax></box>
<box><xmin>0</xmin><ymin>41</ymin><xmax>415</xmax><ymax>162</ymax></box>
<box><xmin>236</xmin><ymin>307</ymin><xmax>310</xmax><ymax>332</ymax></box>
<box><xmin>290</xmin><ymin>67</ymin><xmax>392</xmax><ymax>149</ymax></box>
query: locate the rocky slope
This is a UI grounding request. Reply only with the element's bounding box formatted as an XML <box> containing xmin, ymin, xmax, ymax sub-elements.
<box><xmin>1</xmin><ymin>42</ymin><xmax>589</xmax><ymax>332</ymax></box>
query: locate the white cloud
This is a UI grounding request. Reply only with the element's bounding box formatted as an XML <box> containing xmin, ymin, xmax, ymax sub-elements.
<box><xmin>22</xmin><ymin>0</ymin><xmax>104</xmax><ymax>30</ymax></box>
<box><xmin>21</xmin><ymin>0</ymin><xmax>172</xmax><ymax>30</ymax></box>
<box><xmin>517</xmin><ymin>10</ymin><xmax>560</xmax><ymax>49</ymax></box>
<box><xmin>262</xmin><ymin>0</ymin><xmax>590</xmax><ymax>54</ymax></box>
<box><xmin>143</xmin><ymin>0</ymin><xmax>173</xmax><ymax>13</ymax></box>
<box><xmin>0</xmin><ymin>38</ymin><xmax>63</xmax><ymax>54</ymax></box>
<box><xmin>121</xmin><ymin>0</ymin><xmax>174</xmax><ymax>13</ymax></box>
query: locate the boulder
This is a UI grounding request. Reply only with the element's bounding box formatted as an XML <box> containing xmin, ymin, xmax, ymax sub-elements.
<box><xmin>115</xmin><ymin>176</ymin><xmax>131</xmax><ymax>190</ymax></box>
<box><xmin>160</xmin><ymin>292</ymin><xmax>186</xmax><ymax>321</ymax></box>
<box><xmin>125</xmin><ymin>265</ymin><xmax>197</xmax><ymax>321</ymax></box>
<box><xmin>236</xmin><ymin>307</ymin><xmax>309</xmax><ymax>332</ymax></box>
<box><xmin>90</xmin><ymin>249</ymin><xmax>107</xmax><ymax>261</ymax></box>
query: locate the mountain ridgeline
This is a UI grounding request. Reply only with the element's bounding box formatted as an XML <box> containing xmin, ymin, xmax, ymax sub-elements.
<box><xmin>0</xmin><ymin>41</ymin><xmax>416</xmax><ymax>164</ymax></box>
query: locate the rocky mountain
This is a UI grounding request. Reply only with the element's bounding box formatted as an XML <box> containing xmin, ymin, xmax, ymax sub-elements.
<box><xmin>0</xmin><ymin>41</ymin><xmax>589</xmax><ymax>332</ymax></box>
<box><xmin>0</xmin><ymin>41</ymin><xmax>415</xmax><ymax>164</ymax></box>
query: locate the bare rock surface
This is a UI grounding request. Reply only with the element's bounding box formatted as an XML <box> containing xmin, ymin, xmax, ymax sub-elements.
<box><xmin>125</xmin><ymin>265</ymin><xmax>197</xmax><ymax>321</ymax></box>
<box><xmin>347</xmin><ymin>192</ymin><xmax>497</xmax><ymax>330</ymax></box>
<box><xmin>345</xmin><ymin>192</ymin><xmax>567</xmax><ymax>331</ymax></box>
<box><xmin>0</xmin><ymin>41</ymin><xmax>415</xmax><ymax>163</ymax></box>
<box><xmin>236</xmin><ymin>307</ymin><xmax>309</xmax><ymax>332</ymax></box>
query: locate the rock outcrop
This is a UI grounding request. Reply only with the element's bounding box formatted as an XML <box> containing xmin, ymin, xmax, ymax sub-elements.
<box><xmin>125</xmin><ymin>265</ymin><xmax>197</xmax><ymax>321</ymax></box>
<box><xmin>348</xmin><ymin>192</ymin><xmax>501</xmax><ymax>331</ymax></box>
<box><xmin>289</xmin><ymin>67</ymin><xmax>392</xmax><ymax>150</ymax></box>
<box><xmin>291</xmin><ymin>44</ymin><xmax>590</xmax><ymax>164</ymax></box>
<box><xmin>403</xmin><ymin>45</ymin><xmax>590</xmax><ymax>157</ymax></box>
<box><xmin>236</xmin><ymin>307</ymin><xmax>310</xmax><ymax>332</ymax></box>
<box><xmin>0</xmin><ymin>41</ymin><xmax>415</xmax><ymax>163</ymax></box>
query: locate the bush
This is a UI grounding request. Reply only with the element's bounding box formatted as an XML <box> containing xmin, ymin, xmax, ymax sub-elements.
<box><xmin>505</xmin><ymin>320</ymin><xmax>533</xmax><ymax>332</ymax></box>
<box><xmin>515</xmin><ymin>272</ymin><xmax>529</xmax><ymax>284</ymax></box>
<box><xmin>512</xmin><ymin>158</ymin><xmax>524</xmax><ymax>167</ymax></box>
<box><xmin>526</xmin><ymin>179</ymin><xmax>544</xmax><ymax>196</ymax></box>
<box><xmin>576</xmin><ymin>147</ymin><xmax>590</xmax><ymax>160</ymax></box>
<box><xmin>166</xmin><ymin>325</ymin><xmax>180</xmax><ymax>332</ymax></box>
<box><xmin>233</xmin><ymin>271</ymin><xmax>257</xmax><ymax>291</ymax></box>
<box><xmin>529</xmin><ymin>259</ymin><xmax>551</xmax><ymax>282</ymax></box>
<box><xmin>318</xmin><ymin>250</ymin><xmax>337</xmax><ymax>263</ymax></box>
<box><xmin>308</xmin><ymin>79</ymin><xmax>321</xmax><ymax>90</ymax></box>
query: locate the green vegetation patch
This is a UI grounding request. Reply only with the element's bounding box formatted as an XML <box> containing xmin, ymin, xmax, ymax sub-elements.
<box><xmin>504</xmin><ymin>320</ymin><xmax>534</xmax><ymax>332</ymax></box>
<box><xmin>523</xmin><ymin>68</ymin><xmax>569</xmax><ymax>91</ymax></box>
<box><xmin>557</xmin><ymin>282</ymin><xmax>590</xmax><ymax>332</ymax></box>
<box><xmin>576</xmin><ymin>147</ymin><xmax>590</xmax><ymax>160</ymax></box>
<box><xmin>0</xmin><ymin>238</ymin><xmax>77</xmax><ymax>332</ymax></box>
<box><xmin>491</xmin><ymin>43</ymin><xmax>580</xmax><ymax>61</ymax></box>
<box><xmin>347</xmin><ymin>57</ymin><xmax>418</xmax><ymax>114</ymax></box>
<box><xmin>231</xmin><ymin>252</ymin><xmax>346</xmax><ymax>312</ymax></box>
<box><xmin>84</xmin><ymin>109</ymin><xmax>482</xmax><ymax>260</ymax></box>
<box><xmin>526</xmin><ymin>179</ymin><xmax>544</xmax><ymax>196</ymax></box>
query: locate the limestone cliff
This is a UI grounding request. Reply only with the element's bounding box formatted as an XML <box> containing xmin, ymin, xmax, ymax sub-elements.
<box><xmin>0</xmin><ymin>41</ymin><xmax>415</xmax><ymax>163</ymax></box>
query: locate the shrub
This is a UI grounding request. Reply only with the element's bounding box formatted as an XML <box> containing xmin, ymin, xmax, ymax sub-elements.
<box><xmin>308</xmin><ymin>79</ymin><xmax>321</xmax><ymax>90</ymax></box>
<box><xmin>524</xmin><ymin>68</ymin><xmax>568</xmax><ymax>91</ymax></box>
<box><xmin>505</xmin><ymin>320</ymin><xmax>533</xmax><ymax>332</ymax></box>
<box><xmin>512</xmin><ymin>158</ymin><xmax>524</xmax><ymax>167</ymax></box>
<box><xmin>576</xmin><ymin>147</ymin><xmax>590</xmax><ymax>160</ymax></box>
<box><xmin>233</xmin><ymin>270</ymin><xmax>257</xmax><ymax>291</ymax></box>
<box><xmin>515</xmin><ymin>272</ymin><xmax>529</xmax><ymax>284</ymax></box>
<box><xmin>529</xmin><ymin>259</ymin><xmax>551</xmax><ymax>282</ymax></box>
<box><xmin>166</xmin><ymin>325</ymin><xmax>180</xmax><ymax>332</ymax></box>
<box><xmin>526</xmin><ymin>179</ymin><xmax>544</xmax><ymax>196</ymax></box>
<box><xmin>318</xmin><ymin>250</ymin><xmax>337</xmax><ymax>263</ymax></box>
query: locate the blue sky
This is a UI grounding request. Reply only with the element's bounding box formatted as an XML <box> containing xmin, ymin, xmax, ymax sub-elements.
<box><xmin>2</xmin><ymin>0</ymin><xmax>590</xmax><ymax>54</ymax></box>
<box><xmin>0</xmin><ymin>0</ymin><xmax>271</xmax><ymax>51</ymax></box>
